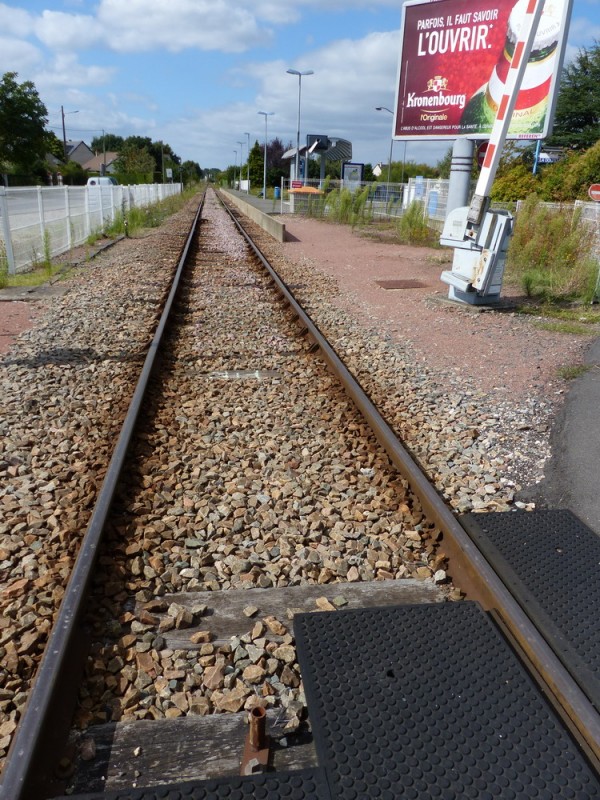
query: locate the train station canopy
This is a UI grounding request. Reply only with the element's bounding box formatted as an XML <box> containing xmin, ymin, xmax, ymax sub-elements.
<box><xmin>283</xmin><ymin>137</ymin><xmax>352</xmax><ymax>163</ymax></box>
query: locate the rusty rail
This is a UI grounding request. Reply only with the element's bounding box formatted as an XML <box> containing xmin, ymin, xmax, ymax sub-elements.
<box><xmin>219</xmin><ymin>192</ymin><xmax>600</xmax><ymax>770</ymax></box>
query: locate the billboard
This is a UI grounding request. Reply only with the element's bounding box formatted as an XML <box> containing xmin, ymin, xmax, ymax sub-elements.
<box><xmin>393</xmin><ymin>0</ymin><xmax>572</xmax><ymax>141</ymax></box>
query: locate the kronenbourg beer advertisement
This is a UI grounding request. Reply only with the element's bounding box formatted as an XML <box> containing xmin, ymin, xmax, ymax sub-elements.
<box><xmin>393</xmin><ymin>0</ymin><xmax>572</xmax><ymax>140</ymax></box>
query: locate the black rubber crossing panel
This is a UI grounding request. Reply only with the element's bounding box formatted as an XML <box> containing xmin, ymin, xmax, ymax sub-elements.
<box><xmin>59</xmin><ymin>768</ymin><xmax>331</xmax><ymax>800</ymax></box>
<box><xmin>294</xmin><ymin>601</ymin><xmax>600</xmax><ymax>799</ymax></box>
<box><xmin>461</xmin><ymin>508</ymin><xmax>600</xmax><ymax>708</ymax></box>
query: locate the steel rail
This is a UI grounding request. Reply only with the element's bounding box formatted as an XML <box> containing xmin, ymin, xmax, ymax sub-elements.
<box><xmin>0</xmin><ymin>197</ymin><xmax>205</xmax><ymax>800</ymax></box>
<box><xmin>218</xmin><ymin>193</ymin><xmax>600</xmax><ymax>768</ymax></box>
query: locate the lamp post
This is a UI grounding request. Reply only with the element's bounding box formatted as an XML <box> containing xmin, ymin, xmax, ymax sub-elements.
<box><xmin>237</xmin><ymin>141</ymin><xmax>244</xmax><ymax>191</ymax></box>
<box><xmin>375</xmin><ymin>106</ymin><xmax>394</xmax><ymax>198</ymax></box>
<box><xmin>244</xmin><ymin>132</ymin><xmax>250</xmax><ymax>193</ymax></box>
<box><xmin>376</xmin><ymin>105</ymin><xmax>407</xmax><ymax>187</ymax></box>
<box><xmin>286</xmin><ymin>68</ymin><xmax>314</xmax><ymax>184</ymax></box>
<box><xmin>61</xmin><ymin>106</ymin><xmax>79</xmax><ymax>162</ymax></box>
<box><xmin>258</xmin><ymin>111</ymin><xmax>273</xmax><ymax>199</ymax></box>
<box><xmin>233</xmin><ymin>149</ymin><xmax>237</xmax><ymax>189</ymax></box>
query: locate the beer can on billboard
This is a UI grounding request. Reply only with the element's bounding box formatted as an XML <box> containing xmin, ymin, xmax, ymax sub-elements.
<box><xmin>393</xmin><ymin>0</ymin><xmax>573</xmax><ymax>141</ymax></box>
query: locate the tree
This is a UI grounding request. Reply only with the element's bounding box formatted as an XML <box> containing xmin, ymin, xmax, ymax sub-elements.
<box><xmin>266</xmin><ymin>137</ymin><xmax>289</xmax><ymax>188</ymax></box>
<box><xmin>45</xmin><ymin>130</ymin><xmax>64</xmax><ymax>161</ymax></box>
<box><xmin>0</xmin><ymin>72</ymin><xmax>48</xmax><ymax>178</ymax></box>
<box><xmin>437</xmin><ymin>147</ymin><xmax>453</xmax><ymax>179</ymax></box>
<box><xmin>113</xmin><ymin>143</ymin><xmax>156</xmax><ymax>183</ymax></box>
<box><xmin>180</xmin><ymin>160</ymin><xmax>202</xmax><ymax>184</ymax></box>
<box><xmin>123</xmin><ymin>136</ymin><xmax>180</xmax><ymax>178</ymax></box>
<box><xmin>248</xmin><ymin>140</ymin><xmax>264</xmax><ymax>189</ymax></box>
<box><xmin>90</xmin><ymin>133</ymin><xmax>124</xmax><ymax>153</ymax></box>
<box><xmin>547</xmin><ymin>41</ymin><xmax>600</xmax><ymax>150</ymax></box>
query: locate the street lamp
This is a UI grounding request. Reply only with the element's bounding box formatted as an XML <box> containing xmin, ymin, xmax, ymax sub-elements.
<box><xmin>61</xmin><ymin>105</ymin><xmax>79</xmax><ymax>162</ymax></box>
<box><xmin>287</xmin><ymin>68</ymin><xmax>314</xmax><ymax>184</ymax></box>
<box><xmin>244</xmin><ymin>132</ymin><xmax>250</xmax><ymax>193</ymax></box>
<box><xmin>233</xmin><ymin>149</ymin><xmax>237</xmax><ymax>189</ymax></box>
<box><xmin>258</xmin><ymin>111</ymin><xmax>273</xmax><ymax>199</ymax></box>
<box><xmin>375</xmin><ymin>106</ymin><xmax>394</xmax><ymax>194</ymax></box>
<box><xmin>237</xmin><ymin>141</ymin><xmax>244</xmax><ymax>190</ymax></box>
<box><xmin>376</xmin><ymin>105</ymin><xmax>407</xmax><ymax>186</ymax></box>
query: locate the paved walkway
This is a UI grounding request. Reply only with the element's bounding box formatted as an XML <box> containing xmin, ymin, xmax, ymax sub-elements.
<box><xmin>532</xmin><ymin>338</ymin><xmax>600</xmax><ymax>535</ymax></box>
<box><xmin>224</xmin><ymin>189</ymin><xmax>286</xmax><ymax>216</ymax></box>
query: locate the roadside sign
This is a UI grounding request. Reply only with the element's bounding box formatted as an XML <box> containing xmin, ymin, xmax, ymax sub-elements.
<box><xmin>291</xmin><ymin>180</ymin><xmax>303</xmax><ymax>189</ymax></box>
<box><xmin>588</xmin><ymin>184</ymin><xmax>600</xmax><ymax>202</ymax></box>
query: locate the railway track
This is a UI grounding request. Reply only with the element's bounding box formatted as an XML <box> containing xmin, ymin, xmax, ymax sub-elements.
<box><xmin>1</xmin><ymin>189</ymin><xmax>599</xmax><ymax>798</ymax></box>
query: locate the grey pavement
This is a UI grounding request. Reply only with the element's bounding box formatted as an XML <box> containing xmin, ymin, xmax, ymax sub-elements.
<box><xmin>528</xmin><ymin>337</ymin><xmax>600</xmax><ymax>536</ymax></box>
<box><xmin>225</xmin><ymin>189</ymin><xmax>286</xmax><ymax>215</ymax></box>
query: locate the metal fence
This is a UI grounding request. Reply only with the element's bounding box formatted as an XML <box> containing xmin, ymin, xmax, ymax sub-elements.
<box><xmin>515</xmin><ymin>198</ymin><xmax>600</xmax><ymax>251</ymax></box>
<box><xmin>278</xmin><ymin>179</ymin><xmax>599</xmax><ymax>244</ymax></box>
<box><xmin>0</xmin><ymin>182</ymin><xmax>182</xmax><ymax>274</ymax></box>
<box><xmin>278</xmin><ymin>177</ymin><xmax>450</xmax><ymax>224</ymax></box>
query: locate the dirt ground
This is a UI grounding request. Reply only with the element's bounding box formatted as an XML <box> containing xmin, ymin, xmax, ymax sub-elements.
<box><xmin>0</xmin><ymin>300</ymin><xmax>41</xmax><ymax>355</ymax></box>
<box><xmin>279</xmin><ymin>216</ymin><xmax>589</xmax><ymax>400</ymax></box>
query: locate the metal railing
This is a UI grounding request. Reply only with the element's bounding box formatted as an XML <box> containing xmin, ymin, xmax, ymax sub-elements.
<box><xmin>515</xmin><ymin>198</ymin><xmax>600</xmax><ymax>251</ymax></box>
<box><xmin>277</xmin><ymin>177</ymin><xmax>450</xmax><ymax>223</ymax></box>
<box><xmin>0</xmin><ymin>183</ymin><xmax>182</xmax><ymax>274</ymax></box>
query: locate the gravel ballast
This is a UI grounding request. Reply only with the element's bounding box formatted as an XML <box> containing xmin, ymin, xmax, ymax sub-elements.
<box><xmin>0</xmin><ymin>189</ymin><xmax>592</xmax><ymax>773</ymax></box>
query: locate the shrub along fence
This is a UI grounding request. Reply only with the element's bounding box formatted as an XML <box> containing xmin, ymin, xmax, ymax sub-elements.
<box><xmin>0</xmin><ymin>183</ymin><xmax>181</xmax><ymax>274</ymax></box>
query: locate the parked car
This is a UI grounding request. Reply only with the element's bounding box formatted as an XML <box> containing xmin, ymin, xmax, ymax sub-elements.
<box><xmin>87</xmin><ymin>176</ymin><xmax>119</xmax><ymax>186</ymax></box>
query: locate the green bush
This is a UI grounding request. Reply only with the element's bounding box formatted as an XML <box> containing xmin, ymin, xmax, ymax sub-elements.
<box><xmin>490</xmin><ymin>163</ymin><xmax>540</xmax><ymax>202</ymax></box>
<box><xmin>397</xmin><ymin>201</ymin><xmax>435</xmax><ymax>245</ymax></box>
<box><xmin>506</xmin><ymin>194</ymin><xmax>598</xmax><ymax>300</ymax></box>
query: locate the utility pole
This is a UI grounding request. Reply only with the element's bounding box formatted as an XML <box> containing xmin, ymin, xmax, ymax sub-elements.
<box><xmin>61</xmin><ymin>106</ymin><xmax>79</xmax><ymax>162</ymax></box>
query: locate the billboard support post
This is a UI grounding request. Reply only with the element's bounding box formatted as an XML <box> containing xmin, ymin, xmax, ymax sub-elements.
<box><xmin>446</xmin><ymin>139</ymin><xmax>474</xmax><ymax>216</ymax></box>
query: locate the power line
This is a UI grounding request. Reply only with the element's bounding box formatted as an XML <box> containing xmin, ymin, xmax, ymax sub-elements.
<box><xmin>47</xmin><ymin>125</ymin><xmax>106</xmax><ymax>133</ymax></box>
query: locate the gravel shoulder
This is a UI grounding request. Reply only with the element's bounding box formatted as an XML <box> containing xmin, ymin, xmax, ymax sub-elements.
<box><xmin>257</xmin><ymin>214</ymin><xmax>596</xmax><ymax>505</ymax></box>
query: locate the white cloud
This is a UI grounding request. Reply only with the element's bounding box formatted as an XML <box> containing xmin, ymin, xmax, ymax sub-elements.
<box><xmin>163</xmin><ymin>30</ymin><xmax>406</xmax><ymax>167</ymax></box>
<box><xmin>34</xmin><ymin>10</ymin><xmax>104</xmax><ymax>50</ymax></box>
<box><xmin>0</xmin><ymin>37</ymin><xmax>43</xmax><ymax>74</ymax></box>
<box><xmin>34</xmin><ymin>53</ymin><xmax>115</xmax><ymax>93</ymax></box>
<box><xmin>0</xmin><ymin>3</ymin><xmax>33</xmax><ymax>36</ymax></box>
<box><xmin>97</xmin><ymin>0</ymin><xmax>272</xmax><ymax>53</ymax></box>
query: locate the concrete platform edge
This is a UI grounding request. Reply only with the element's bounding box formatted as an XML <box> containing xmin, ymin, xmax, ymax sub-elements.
<box><xmin>221</xmin><ymin>190</ymin><xmax>286</xmax><ymax>242</ymax></box>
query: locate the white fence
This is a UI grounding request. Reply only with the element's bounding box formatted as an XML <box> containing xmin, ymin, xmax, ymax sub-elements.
<box><xmin>0</xmin><ymin>182</ymin><xmax>182</xmax><ymax>274</ymax></box>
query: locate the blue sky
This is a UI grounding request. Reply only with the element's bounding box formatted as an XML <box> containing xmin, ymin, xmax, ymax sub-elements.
<box><xmin>1</xmin><ymin>0</ymin><xmax>599</xmax><ymax>172</ymax></box>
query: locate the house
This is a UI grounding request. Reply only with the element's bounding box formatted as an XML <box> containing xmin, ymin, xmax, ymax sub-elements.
<box><xmin>82</xmin><ymin>152</ymin><xmax>119</xmax><ymax>175</ymax></box>
<box><xmin>65</xmin><ymin>140</ymin><xmax>95</xmax><ymax>166</ymax></box>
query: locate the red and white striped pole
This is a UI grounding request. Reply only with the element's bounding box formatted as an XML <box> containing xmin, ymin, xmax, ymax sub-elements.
<box><xmin>468</xmin><ymin>0</ymin><xmax>547</xmax><ymax>225</ymax></box>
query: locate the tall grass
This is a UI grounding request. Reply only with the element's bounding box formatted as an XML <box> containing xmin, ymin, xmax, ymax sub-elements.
<box><xmin>0</xmin><ymin>240</ymin><xmax>8</xmax><ymax>288</ymax></box>
<box><xmin>105</xmin><ymin>187</ymin><xmax>198</xmax><ymax>238</ymax></box>
<box><xmin>397</xmin><ymin>201</ymin><xmax>436</xmax><ymax>245</ymax></box>
<box><xmin>506</xmin><ymin>194</ymin><xmax>598</xmax><ymax>301</ymax></box>
<box><xmin>323</xmin><ymin>184</ymin><xmax>373</xmax><ymax>225</ymax></box>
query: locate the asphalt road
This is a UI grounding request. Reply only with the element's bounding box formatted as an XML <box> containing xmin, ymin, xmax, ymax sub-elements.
<box><xmin>529</xmin><ymin>337</ymin><xmax>600</xmax><ymax>535</ymax></box>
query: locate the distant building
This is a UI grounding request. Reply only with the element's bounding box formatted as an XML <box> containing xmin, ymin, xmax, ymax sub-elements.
<box><xmin>65</xmin><ymin>140</ymin><xmax>95</xmax><ymax>166</ymax></box>
<box><xmin>83</xmin><ymin>152</ymin><xmax>119</xmax><ymax>175</ymax></box>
